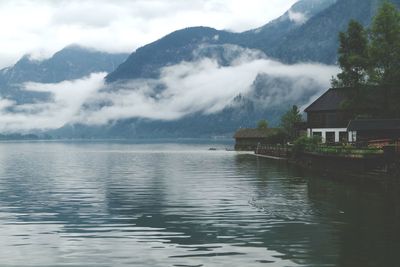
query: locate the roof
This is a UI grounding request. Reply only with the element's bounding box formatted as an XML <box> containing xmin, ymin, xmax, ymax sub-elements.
<box><xmin>305</xmin><ymin>88</ymin><xmax>349</xmax><ymax>112</ymax></box>
<box><xmin>234</xmin><ymin>128</ymin><xmax>278</xmax><ymax>139</ymax></box>
<box><xmin>347</xmin><ymin>119</ymin><xmax>400</xmax><ymax>131</ymax></box>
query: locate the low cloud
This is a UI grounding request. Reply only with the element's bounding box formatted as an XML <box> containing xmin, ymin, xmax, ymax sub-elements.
<box><xmin>288</xmin><ymin>10</ymin><xmax>308</xmax><ymax>24</ymax></box>
<box><xmin>0</xmin><ymin>73</ymin><xmax>105</xmax><ymax>133</ymax></box>
<box><xmin>0</xmin><ymin>46</ymin><xmax>338</xmax><ymax>133</ymax></box>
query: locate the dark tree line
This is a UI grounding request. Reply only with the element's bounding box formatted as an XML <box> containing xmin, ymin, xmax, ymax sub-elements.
<box><xmin>332</xmin><ymin>1</ymin><xmax>400</xmax><ymax>118</ymax></box>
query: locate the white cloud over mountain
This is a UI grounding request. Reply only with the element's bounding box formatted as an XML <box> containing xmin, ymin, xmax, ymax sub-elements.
<box><xmin>0</xmin><ymin>46</ymin><xmax>337</xmax><ymax>132</ymax></box>
<box><xmin>0</xmin><ymin>0</ymin><xmax>298</xmax><ymax>68</ymax></box>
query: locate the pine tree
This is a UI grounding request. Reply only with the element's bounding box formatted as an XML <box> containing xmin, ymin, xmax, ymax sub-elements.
<box><xmin>257</xmin><ymin>119</ymin><xmax>268</xmax><ymax>129</ymax></box>
<box><xmin>332</xmin><ymin>20</ymin><xmax>369</xmax><ymax>88</ymax></box>
<box><xmin>332</xmin><ymin>20</ymin><xmax>370</xmax><ymax>116</ymax></box>
<box><xmin>332</xmin><ymin>1</ymin><xmax>400</xmax><ymax>118</ymax></box>
<box><xmin>280</xmin><ymin>105</ymin><xmax>303</xmax><ymax>142</ymax></box>
<box><xmin>369</xmin><ymin>1</ymin><xmax>400</xmax><ymax>116</ymax></box>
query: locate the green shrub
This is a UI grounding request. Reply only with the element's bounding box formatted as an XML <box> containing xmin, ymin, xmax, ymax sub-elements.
<box><xmin>265</xmin><ymin>129</ymin><xmax>287</xmax><ymax>145</ymax></box>
<box><xmin>257</xmin><ymin>119</ymin><xmax>268</xmax><ymax>129</ymax></box>
<box><xmin>293</xmin><ymin>136</ymin><xmax>321</xmax><ymax>155</ymax></box>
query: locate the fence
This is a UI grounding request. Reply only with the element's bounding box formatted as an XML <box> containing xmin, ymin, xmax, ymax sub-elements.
<box><xmin>305</xmin><ymin>145</ymin><xmax>384</xmax><ymax>158</ymax></box>
<box><xmin>255</xmin><ymin>142</ymin><xmax>399</xmax><ymax>160</ymax></box>
<box><xmin>255</xmin><ymin>144</ymin><xmax>292</xmax><ymax>158</ymax></box>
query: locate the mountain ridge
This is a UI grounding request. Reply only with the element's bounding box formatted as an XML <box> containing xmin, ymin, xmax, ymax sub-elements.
<box><xmin>106</xmin><ymin>0</ymin><xmax>400</xmax><ymax>83</ymax></box>
<box><xmin>1</xmin><ymin>0</ymin><xmax>399</xmax><ymax>138</ymax></box>
<box><xmin>0</xmin><ymin>45</ymin><xmax>128</xmax><ymax>103</ymax></box>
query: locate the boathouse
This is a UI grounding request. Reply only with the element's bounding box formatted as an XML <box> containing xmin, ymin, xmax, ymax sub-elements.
<box><xmin>305</xmin><ymin>88</ymin><xmax>400</xmax><ymax>144</ymax></box>
<box><xmin>347</xmin><ymin>119</ymin><xmax>400</xmax><ymax>143</ymax></box>
<box><xmin>234</xmin><ymin>128</ymin><xmax>279</xmax><ymax>151</ymax></box>
<box><xmin>305</xmin><ymin>88</ymin><xmax>353</xmax><ymax>143</ymax></box>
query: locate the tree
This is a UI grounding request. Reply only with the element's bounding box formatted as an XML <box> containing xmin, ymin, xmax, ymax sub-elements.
<box><xmin>332</xmin><ymin>2</ymin><xmax>400</xmax><ymax>118</ymax></box>
<box><xmin>332</xmin><ymin>20</ymin><xmax>369</xmax><ymax>88</ymax></box>
<box><xmin>332</xmin><ymin>20</ymin><xmax>370</xmax><ymax>115</ymax></box>
<box><xmin>257</xmin><ymin>119</ymin><xmax>268</xmax><ymax>129</ymax></box>
<box><xmin>280</xmin><ymin>105</ymin><xmax>303</xmax><ymax>142</ymax></box>
<box><xmin>369</xmin><ymin>1</ymin><xmax>400</xmax><ymax>116</ymax></box>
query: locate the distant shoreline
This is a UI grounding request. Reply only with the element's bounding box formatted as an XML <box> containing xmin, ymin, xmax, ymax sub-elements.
<box><xmin>0</xmin><ymin>138</ymin><xmax>235</xmax><ymax>144</ymax></box>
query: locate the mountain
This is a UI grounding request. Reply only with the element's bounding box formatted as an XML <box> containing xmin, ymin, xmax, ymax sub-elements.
<box><xmin>238</xmin><ymin>0</ymin><xmax>338</xmax><ymax>56</ymax></box>
<box><xmin>0</xmin><ymin>45</ymin><xmax>128</xmax><ymax>103</ymax></box>
<box><xmin>54</xmin><ymin>0</ymin><xmax>400</xmax><ymax>139</ymax></box>
<box><xmin>268</xmin><ymin>0</ymin><xmax>400</xmax><ymax>63</ymax></box>
<box><xmin>105</xmin><ymin>27</ymin><xmax>235</xmax><ymax>82</ymax></box>
<box><xmin>3</xmin><ymin>0</ymin><xmax>400</xmax><ymax>138</ymax></box>
<box><xmin>105</xmin><ymin>0</ymin><xmax>340</xmax><ymax>82</ymax></box>
<box><xmin>106</xmin><ymin>0</ymin><xmax>400</xmax><ymax>83</ymax></box>
<box><xmin>51</xmin><ymin>69</ymin><xmax>326</xmax><ymax>139</ymax></box>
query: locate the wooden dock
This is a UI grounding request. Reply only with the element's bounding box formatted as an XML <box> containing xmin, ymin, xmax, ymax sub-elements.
<box><xmin>253</xmin><ymin>153</ymin><xmax>288</xmax><ymax>161</ymax></box>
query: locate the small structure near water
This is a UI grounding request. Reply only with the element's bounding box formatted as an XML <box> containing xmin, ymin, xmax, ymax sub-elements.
<box><xmin>347</xmin><ymin>119</ymin><xmax>400</xmax><ymax>144</ymax></box>
<box><xmin>305</xmin><ymin>88</ymin><xmax>352</xmax><ymax>143</ymax></box>
<box><xmin>246</xmin><ymin>87</ymin><xmax>400</xmax><ymax>179</ymax></box>
<box><xmin>233</xmin><ymin>87</ymin><xmax>400</xmax><ymax>179</ymax></box>
<box><xmin>305</xmin><ymin>88</ymin><xmax>400</xmax><ymax>145</ymax></box>
<box><xmin>234</xmin><ymin>128</ymin><xmax>279</xmax><ymax>151</ymax></box>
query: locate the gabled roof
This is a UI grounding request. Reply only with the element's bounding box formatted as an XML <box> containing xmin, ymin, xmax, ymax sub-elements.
<box><xmin>347</xmin><ymin>119</ymin><xmax>400</xmax><ymax>131</ymax></box>
<box><xmin>305</xmin><ymin>88</ymin><xmax>349</xmax><ymax>112</ymax></box>
<box><xmin>234</xmin><ymin>128</ymin><xmax>278</xmax><ymax>139</ymax></box>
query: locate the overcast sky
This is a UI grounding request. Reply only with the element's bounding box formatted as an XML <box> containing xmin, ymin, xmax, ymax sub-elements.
<box><xmin>0</xmin><ymin>0</ymin><xmax>298</xmax><ymax>68</ymax></box>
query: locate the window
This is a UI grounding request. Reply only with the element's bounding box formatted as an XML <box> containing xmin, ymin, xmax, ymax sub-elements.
<box><xmin>312</xmin><ymin>132</ymin><xmax>322</xmax><ymax>137</ymax></box>
<box><xmin>326</xmin><ymin>132</ymin><xmax>335</xmax><ymax>144</ymax></box>
<box><xmin>339</xmin><ymin>132</ymin><xmax>348</xmax><ymax>143</ymax></box>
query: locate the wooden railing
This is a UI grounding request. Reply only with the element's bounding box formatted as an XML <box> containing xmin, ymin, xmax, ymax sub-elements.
<box><xmin>255</xmin><ymin>144</ymin><xmax>292</xmax><ymax>158</ymax></box>
<box><xmin>306</xmin><ymin>145</ymin><xmax>383</xmax><ymax>157</ymax></box>
<box><xmin>255</xmin><ymin>141</ymin><xmax>399</xmax><ymax>160</ymax></box>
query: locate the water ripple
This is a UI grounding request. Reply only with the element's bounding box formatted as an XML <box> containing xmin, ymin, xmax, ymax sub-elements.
<box><xmin>0</xmin><ymin>142</ymin><xmax>399</xmax><ymax>266</ymax></box>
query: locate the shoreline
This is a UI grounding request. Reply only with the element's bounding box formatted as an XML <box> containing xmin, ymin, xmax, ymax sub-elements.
<box><xmin>252</xmin><ymin>151</ymin><xmax>400</xmax><ymax>185</ymax></box>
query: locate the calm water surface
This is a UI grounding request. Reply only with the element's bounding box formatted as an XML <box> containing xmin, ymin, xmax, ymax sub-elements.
<box><xmin>0</xmin><ymin>141</ymin><xmax>399</xmax><ymax>267</ymax></box>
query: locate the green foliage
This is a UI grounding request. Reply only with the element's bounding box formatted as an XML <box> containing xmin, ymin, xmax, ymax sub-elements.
<box><xmin>292</xmin><ymin>136</ymin><xmax>382</xmax><ymax>157</ymax></box>
<box><xmin>311</xmin><ymin>145</ymin><xmax>383</xmax><ymax>157</ymax></box>
<box><xmin>369</xmin><ymin>1</ymin><xmax>400</xmax><ymax>84</ymax></box>
<box><xmin>257</xmin><ymin>119</ymin><xmax>268</xmax><ymax>129</ymax></box>
<box><xmin>332</xmin><ymin>20</ymin><xmax>369</xmax><ymax>88</ymax></box>
<box><xmin>332</xmin><ymin>1</ymin><xmax>400</xmax><ymax>118</ymax></box>
<box><xmin>293</xmin><ymin>136</ymin><xmax>321</xmax><ymax>155</ymax></box>
<box><xmin>332</xmin><ymin>20</ymin><xmax>370</xmax><ymax>115</ymax></box>
<box><xmin>280</xmin><ymin>105</ymin><xmax>303</xmax><ymax>142</ymax></box>
<box><xmin>369</xmin><ymin>0</ymin><xmax>400</xmax><ymax>116</ymax></box>
<box><xmin>265</xmin><ymin>129</ymin><xmax>287</xmax><ymax>145</ymax></box>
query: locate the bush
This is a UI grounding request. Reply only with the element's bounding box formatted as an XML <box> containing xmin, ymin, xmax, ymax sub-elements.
<box><xmin>257</xmin><ymin>119</ymin><xmax>268</xmax><ymax>129</ymax></box>
<box><xmin>265</xmin><ymin>129</ymin><xmax>287</xmax><ymax>145</ymax></box>
<box><xmin>293</xmin><ymin>136</ymin><xmax>321</xmax><ymax>155</ymax></box>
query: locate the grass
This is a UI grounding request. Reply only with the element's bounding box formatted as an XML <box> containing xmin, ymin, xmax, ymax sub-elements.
<box><xmin>305</xmin><ymin>145</ymin><xmax>383</xmax><ymax>157</ymax></box>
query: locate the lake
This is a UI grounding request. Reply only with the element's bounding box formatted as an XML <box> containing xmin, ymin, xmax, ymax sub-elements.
<box><xmin>0</xmin><ymin>141</ymin><xmax>399</xmax><ymax>267</ymax></box>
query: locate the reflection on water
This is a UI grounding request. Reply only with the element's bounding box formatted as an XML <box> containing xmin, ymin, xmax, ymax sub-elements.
<box><xmin>0</xmin><ymin>141</ymin><xmax>399</xmax><ymax>266</ymax></box>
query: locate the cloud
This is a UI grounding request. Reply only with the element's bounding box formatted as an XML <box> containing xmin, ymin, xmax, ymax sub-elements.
<box><xmin>0</xmin><ymin>45</ymin><xmax>338</xmax><ymax>133</ymax></box>
<box><xmin>288</xmin><ymin>10</ymin><xmax>308</xmax><ymax>24</ymax></box>
<box><xmin>0</xmin><ymin>73</ymin><xmax>105</xmax><ymax>133</ymax></box>
<box><xmin>0</xmin><ymin>0</ymin><xmax>299</xmax><ymax>68</ymax></box>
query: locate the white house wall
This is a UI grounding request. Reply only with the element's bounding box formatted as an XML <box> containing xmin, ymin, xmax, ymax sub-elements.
<box><xmin>307</xmin><ymin>128</ymin><xmax>348</xmax><ymax>143</ymax></box>
<box><xmin>348</xmin><ymin>131</ymin><xmax>357</xmax><ymax>142</ymax></box>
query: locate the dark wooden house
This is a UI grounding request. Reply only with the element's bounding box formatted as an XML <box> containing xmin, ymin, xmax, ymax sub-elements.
<box><xmin>347</xmin><ymin>119</ymin><xmax>400</xmax><ymax>143</ymax></box>
<box><xmin>234</xmin><ymin>128</ymin><xmax>278</xmax><ymax>151</ymax></box>
<box><xmin>305</xmin><ymin>88</ymin><xmax>353</xmax><ymax>143</ymax></box>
